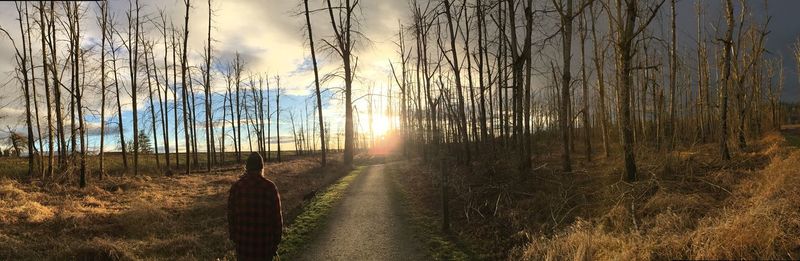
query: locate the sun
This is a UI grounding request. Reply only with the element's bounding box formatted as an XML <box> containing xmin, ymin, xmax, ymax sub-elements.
<box><xmin>372</xmin><ymin>114</ymin><xmax>391</xmax><ymax>137</ymax></box>
<box><xmin>360</xmin><ymin>114</ymin><xmax>392</xmax><ymax>138</ymax></box>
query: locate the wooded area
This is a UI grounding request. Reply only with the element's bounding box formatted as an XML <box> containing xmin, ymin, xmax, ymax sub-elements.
<box><xmin>0</xmin><ymin>0</ymin><xmax>352</xmax><ymax>185</ymax></box>
<box><xmin>0</xmin><ymin>0</ymin><xmax>799</xmax><ymax>258</ymax></box>
<box><xmin>0</xmin><ymin>0</ymin><xmax>795</xmax><ymax>184</ymax></box>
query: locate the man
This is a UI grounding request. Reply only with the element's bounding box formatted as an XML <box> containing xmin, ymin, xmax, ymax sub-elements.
<box><xmin>228</xmin><ymin>152</ymin><xmax>283</xmax><ymax>260</ymax></box>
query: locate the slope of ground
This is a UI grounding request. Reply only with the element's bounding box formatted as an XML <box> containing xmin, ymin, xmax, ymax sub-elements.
<box><xmin>392</xmin><ymin>132</ymin><xmax>800</xmax><ymax>260</ymax></box>
<box><xmin>0</xmin><ymin>155</ymin><xmax>349</xmax><ymax>260</ymax></box>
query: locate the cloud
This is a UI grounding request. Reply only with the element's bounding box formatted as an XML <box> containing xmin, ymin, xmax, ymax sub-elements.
<box><xmin>1</xmin><ymin>0</ymin><xmax>797</xmax><ymax>149</ymax></box>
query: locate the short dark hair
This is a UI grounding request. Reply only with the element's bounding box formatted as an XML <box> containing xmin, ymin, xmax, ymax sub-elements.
<box><xmin>245</xmin><ymin>152</ymin><xmax>264</xmax><ymax>171</ymax></box>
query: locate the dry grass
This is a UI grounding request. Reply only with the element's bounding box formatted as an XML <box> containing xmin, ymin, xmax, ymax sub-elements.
<box><xmin>393</xmin><ymin>132</ymin><xmax>800</xmax><ymax>260</ymax></box>
<box><xmin>689</xmin><ymin>149</ymin><xmax>800</xmax><ymax>259</ymax></box>
<box><xmin>513</xmin><ymin>133</ymin><xmax>800</xmax><ymax>260</ymax></box>
<box><xmin>0</xmin><ymin>155</ymin><xmax>350</xmax><ymax>260</ymax></box>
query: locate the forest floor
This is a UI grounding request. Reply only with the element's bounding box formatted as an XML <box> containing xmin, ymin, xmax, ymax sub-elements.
<box><xmin>0</xmin><ymin>154</ymin><xmax>351</xmax><ymax>260</ymax></box>
<box><xmin>391</xmin><ymin>130</ymin><xmax>800</xmax><ymax>260</ymax></box>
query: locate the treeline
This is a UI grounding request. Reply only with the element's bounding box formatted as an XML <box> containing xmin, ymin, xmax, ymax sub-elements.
<box><xmin>2</xmin><ymin>0</ymin><xmax>798</xmax><ymax>190</ymax></box>
<box><xmin>386</xmin><ymin>0</ymin><xmax>797</xmax><ymax>181</ymax></box>
<box><xmin>0</xmin><ymin>0</ymin><xmax>364</xmax><ymax>187</ymax></box>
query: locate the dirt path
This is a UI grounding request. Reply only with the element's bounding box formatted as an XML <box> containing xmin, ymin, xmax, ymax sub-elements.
<box><xmin>297</xmin><ymin>164</ymin><xmax>425</xmax><ymax>261</ymax></box>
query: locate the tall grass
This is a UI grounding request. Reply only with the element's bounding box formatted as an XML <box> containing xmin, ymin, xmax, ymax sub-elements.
<box><xmin>0</xmin><ymin>155</ymin><xmax>349</xmax><ymax>260</ymax></box>
<box><xmin>516</xmin><ymin>133</ymin><xmax>800</xmax><ymax>260</ymax></box>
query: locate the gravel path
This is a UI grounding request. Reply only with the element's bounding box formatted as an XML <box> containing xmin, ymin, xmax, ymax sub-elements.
<box><xmin>297</xmin><ymin>164</ymin><xmax>425</xmax><ymax>261</ymax></box>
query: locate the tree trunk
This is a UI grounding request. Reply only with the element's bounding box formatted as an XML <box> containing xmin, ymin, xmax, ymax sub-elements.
<box><xmin>304</xmin><ymin>0</ymin><xmax>326</xmax><ymax>166</ymax></box>
<box><xmin>558</xmin><ymin>0</ymin><xmax>574</xmax><ymax>172</ymax></box>
<box><xmin>181</xmin><ymin>0</ymin><xmax>191</xmax><ymax>174</ymax></box>
<box><xmin>98</xmin><ymin>1</ymin><xmax>108</xmax><ymax>179</ymax></box>
<box><xmin>39</xmin><ymin>2</ymin><xmax>54</xmax><ymax>178</ymax></box>
<box><xmin>719</xmin><ymin>0</ymin><xmax>733</xmax><ymax>160</ymax></box>
<box><xmin>443</xmin><ymin>0</ymin><xmax>471</xmax><ymax>163</ymax></box>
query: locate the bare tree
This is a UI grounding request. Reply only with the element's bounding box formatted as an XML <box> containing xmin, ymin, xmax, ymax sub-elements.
<box><xmin>553</xmin><ymin>0</ymin><xmax>595</xmax><ymax>171</ymax></box>
<box><xmin>124</xmin><ymin>0</ymin><xmax>142</xmax><ymax>176</ymax></box>
<box><xmin>204</xmin><ymin>0</ymin><xmax>214</xmax><ymax>171</ymax></box>
<box><xmin>303</xmin><ymin>0</ymin><xmax>327</xmax><ymax>166</ymax></box>
<box><xmin>578</xmin><ymin>4</ymin><xmax>592</xmax><ymax>161</ymax></box>
<box><xmin>181</xmin><ymin>0</ymin><xmax>191</xmax><ymax>174</ymax></box>
<box><xmin>606</xmin><ymin>0</ymin><xmax>666</xmax><ymax>181</ymax></box>
<box><xmin>276</xmin><ymin>75</ymin><xmax>282</xmax><ymax>162</ymax></box>
<box><xmin>154</xmin><ymin>11</ymin><xmax>172</xmax><ymax>171</ymax></box>
<box><xmin>49</xmin><ymin>1</ymin><xmax>67</xmax><ymax>170</ymax></box>
<box><xmin>23</xmin><ymin>3</ymin><xmax>43</xmax><ymax>177</ymax></box>
<box><xmin>109</xmin><ymin>14</ymin><xmax>129</xmax><ymax>172</ymax></box>
<box><xmin>37</xmin><ymin>2</ymin><xmax>54</xmax><ymax>178</ymax></box>
<box><xmin>667</xmin><ymin>0</ymin><xmax>677</xmax><ymax>148</ymax></box>
<box><xmin>324</xmin><ymin>0</ymin><xmax>359</xmax><ymax>166</ymax></box>
<box><xmin>97</xmin><ymin>1</ymin><xmax>108</xmax><ymax>179</ymax></box>
<box><xmin>2</xmin><ymin>3</ymin><xmax>35</xmax><ymax>177</ymax></box>
<box><xmin>144</xmin><ymin>43</ymin><xmax>161</xmax><ymax>171</ymax></box>
<box><xmin>442</xmin><ymin>0</ymin><xmax>470</xmax><ymax>164</ymax></box>
<box><xmin>719</xmin><ymin>0</ymin><xmax>733</xmax><ymax>160</ymax></box>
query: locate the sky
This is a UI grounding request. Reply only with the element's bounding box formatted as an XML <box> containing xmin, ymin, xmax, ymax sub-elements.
<box><xmin>0</xmin><ymin>0</ymin><xmax>409</xmax><ymax>152</ymax></box>
<box><xmin>0</xmin><ymin>0</ymin><xmax>797</xmax><ymax>153</ymax></box>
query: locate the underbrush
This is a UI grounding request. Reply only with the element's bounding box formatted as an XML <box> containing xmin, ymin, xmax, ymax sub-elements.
<box><xmin>515</xmin><ymin>133</ymin><xmax>800</xmax><ymax>260</ymax></box>
<box><xmin>386</xmin><ymin>163</ymin><xmax>472</xmax><ymax>260</ymax></box>
<box><xmin>395</xmin><ymin>133</ymin><xmax>800</xmax><ymax>260</ymax></box>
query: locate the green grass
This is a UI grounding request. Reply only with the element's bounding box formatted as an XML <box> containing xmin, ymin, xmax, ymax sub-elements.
<box><xmin>277</xmin><ymin>165</ymin><xmax>365</xmax><ymax>259</ymax></box>
<box><xmin>386</xmin><ymin>164</ymin><xmax>473</xmax><ymax>261</ymax></box>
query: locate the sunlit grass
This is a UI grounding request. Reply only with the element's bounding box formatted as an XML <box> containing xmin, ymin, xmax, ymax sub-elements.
<box><xmin>277</xmin><ymin>165</ymin><xmax>364</xmax><ymax>259</ymax></box>
<box><xmin>0</xmin><ymin>155</ymin><xmax>348</xmax><ymax>260</ymax></box>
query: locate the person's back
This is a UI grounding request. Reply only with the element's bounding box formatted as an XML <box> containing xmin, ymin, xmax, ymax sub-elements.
<box><xmin>228</xmin><ymin>152</ymin><xmax>283</xmax><ymax>260</ymax></box>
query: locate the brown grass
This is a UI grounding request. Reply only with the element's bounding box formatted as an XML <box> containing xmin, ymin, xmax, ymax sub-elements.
<box><xmin>393</xmin><ymin>132</ymin><xmax>800</xmax><ymax>260</ymax></box>
<box><xmin>513</xmin><ymin>133</ymin><xmax>800</xmax><ymax>260</ymax></box>
<box><xmin>0</xmin><ymin>154</ymin><xmax>351</xmax><ymax>260</ymax></box>
<box><xmin>689</xmin><ymin>149</ymin><xmax>800</xmax><ymax>259</ymax></box>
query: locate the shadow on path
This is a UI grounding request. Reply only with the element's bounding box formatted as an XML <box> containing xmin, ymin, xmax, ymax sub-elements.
<box><xmin>297</xmin><ymin>164</ymin><xmax>426</xmax><ymax>260</ymax></box>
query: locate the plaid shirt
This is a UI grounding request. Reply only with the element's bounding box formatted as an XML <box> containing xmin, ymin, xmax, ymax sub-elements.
<box><xmin>228</xmin><ymin>171</ymin><xmax>283</xmax><ymax>260</ymax></box>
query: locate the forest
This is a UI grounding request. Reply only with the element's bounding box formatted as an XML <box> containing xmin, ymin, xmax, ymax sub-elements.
<box><xmin>0</xmin><ymin>0</ymin><xmax>799</xmax><ymax>260</ymax></box>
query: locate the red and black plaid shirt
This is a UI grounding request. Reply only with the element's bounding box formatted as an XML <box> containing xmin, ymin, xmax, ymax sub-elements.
<box><xmin>227</xmin><ymin>171</ymin><xmax>283</xmax><ymax>260</ymax></box>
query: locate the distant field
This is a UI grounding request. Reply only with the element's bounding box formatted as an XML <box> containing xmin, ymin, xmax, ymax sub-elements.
<box><xmin>0</xmin><ymin>150</ymin><xmax>333</xmax><ymax>180</ymax></box>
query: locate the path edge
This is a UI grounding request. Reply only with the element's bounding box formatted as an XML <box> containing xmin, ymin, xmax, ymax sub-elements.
<box><xmin>277</xmin><ymin>165</ymin><xmax>367</xmax><ymax>259</ymax></box>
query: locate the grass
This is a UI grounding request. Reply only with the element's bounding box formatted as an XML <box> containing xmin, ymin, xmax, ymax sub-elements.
<box><xmin>0</xmin><ymin>154</ymin><xmax>350</xmax><ymax>260</ymax></box>
<box><xmin>0</xmin><ymin>150</ymin><xmax>314</xmax><ymax>180</ymax></box>
<box><xmin>391</xmin><ymin>132</ymin><xmax>800</xmax><ymax>260</ymax></box>
<box><xmin>277</xmin><ymin>165</ymin><xmax>365</xmax><ymax>259</ymax></box>
<box><xmin>386</xmin><ymin>163</ymin><xmax>473</xmax><ymax>260</ymax></box>
<box><xmin>519</xmin><ymin>141</ymin><xmax>800</xmax><ymax>260</ymax></box>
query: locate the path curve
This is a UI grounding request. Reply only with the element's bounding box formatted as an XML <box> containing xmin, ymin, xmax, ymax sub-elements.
<box><xmin>297</xmin><ymin>164</ymin><xmax>425</xmax><ymax>260</ymax></box>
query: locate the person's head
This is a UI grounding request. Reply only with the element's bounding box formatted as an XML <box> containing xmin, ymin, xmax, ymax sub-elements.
<box><xmin>245</xmin><ymin>152</ymin><xmax>264</xmax><ymax>174</ymax></box>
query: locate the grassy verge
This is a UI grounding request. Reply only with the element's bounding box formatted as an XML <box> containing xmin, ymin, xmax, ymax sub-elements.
<box><xmin>386</xmin><ymin>163</ymin><xmax>473</xmax><ymax>260</ymax></box>
<box><xmin>277</xmin><ymin>165</ymin><xmax>365</xmax><ymax>259</ymax></box>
